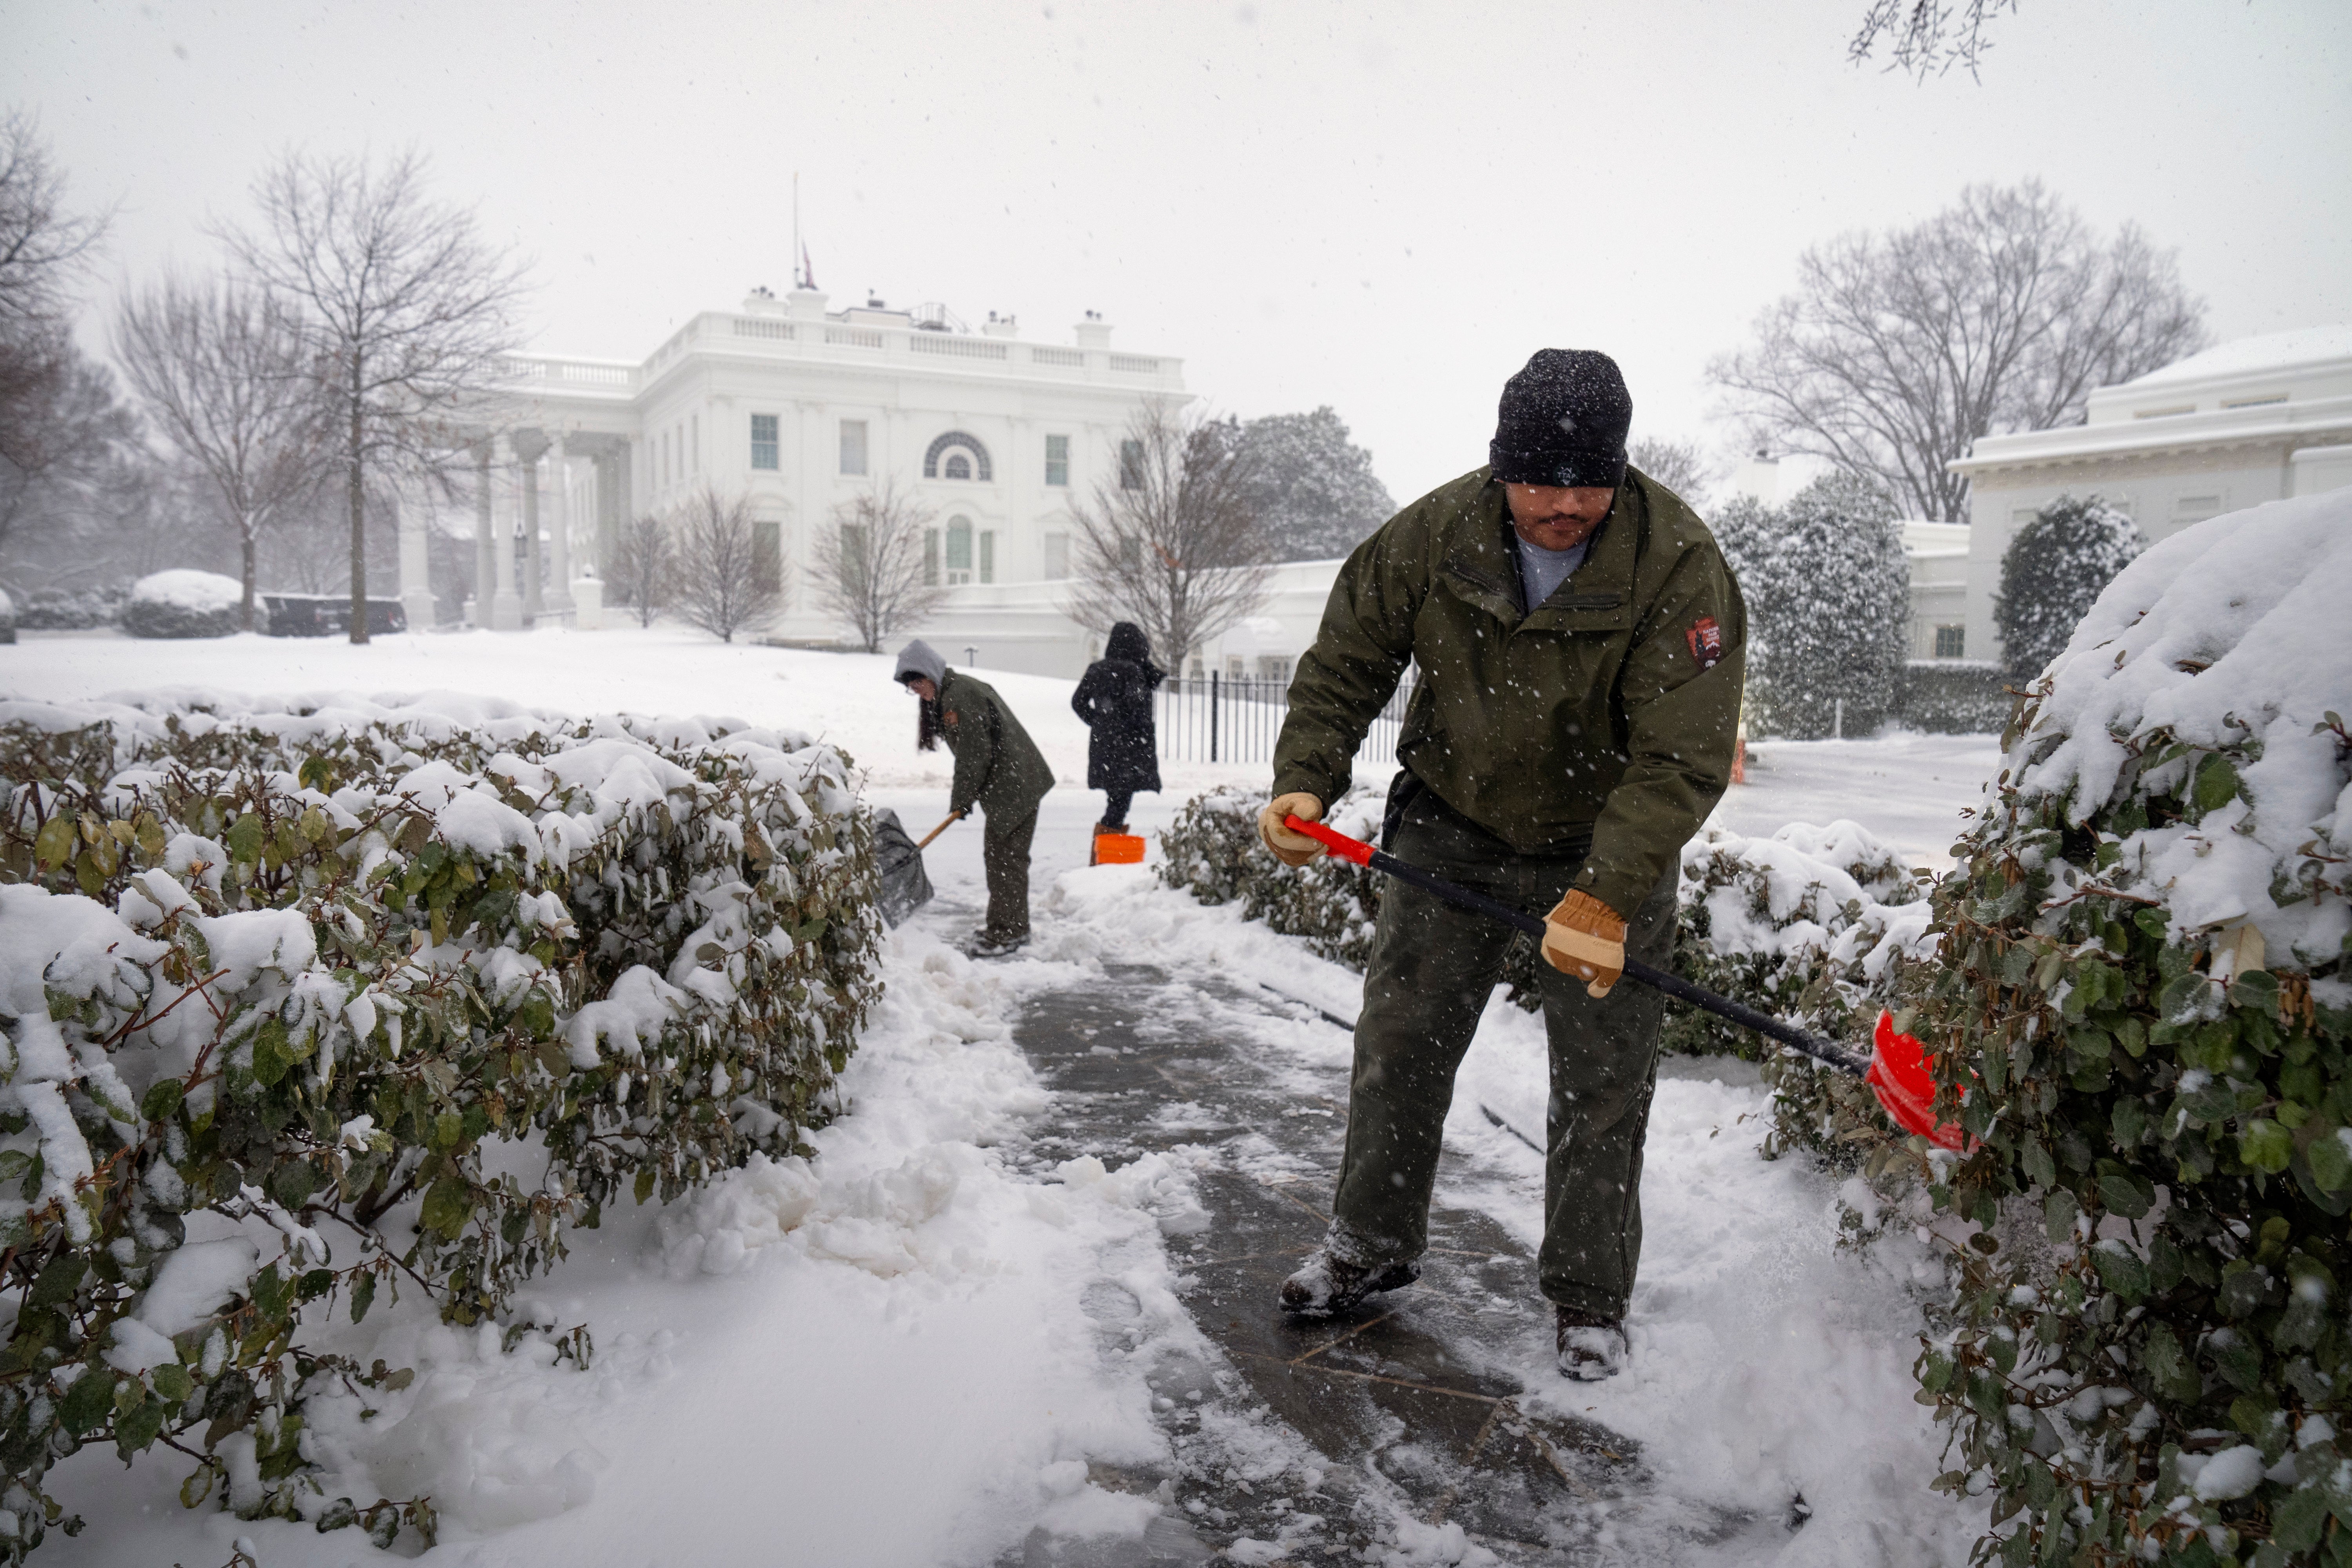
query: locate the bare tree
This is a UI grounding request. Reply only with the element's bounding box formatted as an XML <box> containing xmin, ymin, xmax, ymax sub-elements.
<box><xmin>0</xmin><ymin>113</ymin><xmax>136</xmax><ymax>579</ymax></box>
<box><xmin>812</xmin><ymin>479</ymin><xmax>944</xmax><ymax>652</ymax></box>
<box><xmin>0</xmin><ymin>111</ymin><xmax>110</xmax><ymax>341</ymax></box>
<box><xmin>1067</xmin><ymin>401</ymin><xmax>1270</xmax><ymax>672</ymax></box>
<box><xmin>669</xmin><ymin>487</ymin><xmax>783</xmax><ymax>643</ymax></box>
<box><xmin>217</xmin><ymin>148</ymin><xmax>529</xmax><ymax>643</ymax></box>
<box><xmin>1708</xmin><ymin>181</ymin><xmax>2206</xmax><ymax>523</ymax></box>
<box><xmin>1627</xmin><ymin>436</ymin><xmax>1718</xmax><ymax>510</ymax></box>
<box><xmin>606</xmin><ymin>513</ymin><xmax>674</xmax><ymax>628</ymax></box>
<box><xmin>1848</xmin><ymin>0</ymin><xmax>2020</xmax><ymax>79</ymax></box>
<box><xmin>113</xmin><ymin>276</ymin><xmax>330</xmax><ymax>628</ymax></box>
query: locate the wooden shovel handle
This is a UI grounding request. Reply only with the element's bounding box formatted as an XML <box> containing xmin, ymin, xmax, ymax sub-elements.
<box><xmin>915</xmin><ymin>811</ymin><xmax>965</xmax><ymax>849</ymax></box>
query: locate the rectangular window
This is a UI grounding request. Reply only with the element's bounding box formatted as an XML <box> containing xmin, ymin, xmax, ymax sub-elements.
<box><xmin>922</xmin><ymin>528</ymin><xmax>939</xmax><ymax>587</ymax></box>
<box><xmin>1933</xmin><ymin>625</ymin><xmax>1965</xmax><ymax>659</ymax></box>
<box><xmin>1042</xmin><ymin>532</ymin><xmax>1069</xmax><ymax>580</ymax></box>
<box><xmin>751</xmin><ymin>414</ymin><xmax>779</xmax><ymax>470</ymax></box>
<box><xmin>1118</xmin><ymin>438</ymin><xmax>1145</xmax><ymax>490</ymax></box>
<box><xmin>2174</xmin><ymin>493</ymin><xmax>2223</xmax><ymax>521</ymax></box>
<box><xmin>2221</xmin><ymin>394</ymin><xmax>2287</xmax><ymax>410</ymax></box>
<box><xmin>979</xmin><ymin>531</ymin><xmax>995</xmax><ymax>584</ymax></box>
<box><xmin>1045</xmin><ymin>434</ymin><xmax>1069</xmax><ymax>487</ymax></box>
<box><xmin>753</xmin><ymin>519</ymin><xmax>782</xmax><ymax>593</ymax></box>
<box><xmin>945</xmin><ymin>519</ymin><xmax>974</xmax><ymax>584</ymax></box>
<box><xmin>840</xmin><ymin>419</ymin><xmax>869</xmax><ymax>476</ymax></box>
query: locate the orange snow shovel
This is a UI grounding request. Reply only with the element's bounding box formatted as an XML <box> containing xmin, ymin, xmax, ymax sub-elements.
<box><xmin>1282</xmin><ymin>814</ymin><xmax>1965</xmax><ymax>1150</ymax></box>
<box><xmin>915</xmin><ymin>810</ymin><xmax>964</xmax><ymax>849</ymax></box>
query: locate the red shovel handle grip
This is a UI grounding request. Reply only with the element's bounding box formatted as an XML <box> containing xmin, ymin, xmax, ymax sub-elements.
<box><xmin>1283</xmin><ymin>813</ymin><xmax>1373</xmax><ymax>866</ymax></box>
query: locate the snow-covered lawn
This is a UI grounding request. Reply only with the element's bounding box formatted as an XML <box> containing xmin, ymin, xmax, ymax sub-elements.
<box><xmin>6</xmin><ymin>627</ymin><xmax>2003</xmax><ymax>1564</ymax></box>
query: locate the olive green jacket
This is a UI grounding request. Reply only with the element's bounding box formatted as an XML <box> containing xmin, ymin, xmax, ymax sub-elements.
<box><xmin>1271</xmin><ymin>466</ymin><xmax>1745</xmax><ymax>918</ymax></box>
<box><xmin>940</xmin><ymin>669</ymin><xmax>1056</xmax><ymax>820</ymax></box>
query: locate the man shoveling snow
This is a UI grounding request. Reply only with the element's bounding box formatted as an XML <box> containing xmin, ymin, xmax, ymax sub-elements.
<box><xmin>1259</xmin><ymin>348</ymin><xmax>1748</xmax><ymax>1381</ymax></box>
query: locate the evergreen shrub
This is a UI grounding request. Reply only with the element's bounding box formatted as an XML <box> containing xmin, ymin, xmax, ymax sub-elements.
<box><xmin>0</xmin><ymin>695</ymin><xmax>879</xmax><ymax>1559</ymax></box>
<box><xmin>1994</xmin><ymin>494</ymin><xmax>2142</xmax><ymax>682</ymax></box>
<box><xmin>1901</xmin><ymin>660</ymin><xmax>2014</xmax><ymax>736</ymax></box>
<box><xmin>1906</xmin><ymin>494</ymin><xmax>2350</xmax><ymax>1566</ymax></box>
<box><xmin>1714</xmin><ymin>471</ymin><xmax>1910</xmax><ymax>739</ymax></box>
<box><xmin>121</xmin><ymin>573</ymin><xmax>250</xmax><ymax>641</ymax></box>
<box><xmin>13</xmin><ymin>590</ymin><xmax>124</xmax><ymax>633</ymax></box>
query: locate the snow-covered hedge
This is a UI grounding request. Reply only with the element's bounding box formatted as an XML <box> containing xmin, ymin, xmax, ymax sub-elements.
<box><xmin>0</xmin><ymin>692</ymin><xmax>880</xmax><ymax>1558</ymax></box>
<box><xmin>1900</xmin><ymin>660</ymin><xmax>2013</xmax><ymax>737</ymax></box>
<box><xmin>122</xmin><ymin>572</ymin><xmax>248</xmax><ymax>639</ymax></box>
<box><xmin>13</xmin><ymin>588</ymin><xmax>124</xmax><ymax>633</ymax></box>
<box><xmin>1906</xmin><ymin>492</ymin><xmax>2350</xmax><ymax>1565</ymax></box>
<box><xmin>1158</xmin><ymin>787</ymin><xmax>1935</xmax><ymax>1089</ymax></box>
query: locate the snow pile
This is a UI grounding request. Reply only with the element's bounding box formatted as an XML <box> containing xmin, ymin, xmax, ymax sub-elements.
<box><xmin>2018</xmin><ymin>486</ymin><xmax>2352</xmax><ymax>968</ymax></box>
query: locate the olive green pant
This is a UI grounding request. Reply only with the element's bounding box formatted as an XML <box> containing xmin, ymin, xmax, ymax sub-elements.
<box><xmin>980</xmin><ymin>804</ymin><xmax>1038</xmax><ymax>941</ymax></box>
<box><xmin>1328</xmin><ymin>791</ymin><xmax>1677</xmax><ymax>1321</ymax></box>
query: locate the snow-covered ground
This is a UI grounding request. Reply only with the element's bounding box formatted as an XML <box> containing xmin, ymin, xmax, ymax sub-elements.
<box><xmin>6</xmin><ymin>626</ymin><xmax>2002</xmax><ymax>1564</ymax></box>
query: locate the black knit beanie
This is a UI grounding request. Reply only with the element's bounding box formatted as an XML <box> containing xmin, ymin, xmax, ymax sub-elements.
<box><xmin>1488</xmin><ymin>349</ymin><xmax>1632</xmax><ymax>489</ymax></box>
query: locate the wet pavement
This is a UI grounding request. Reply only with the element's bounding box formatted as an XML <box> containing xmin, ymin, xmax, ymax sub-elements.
<box><xmin>1000</xmin><ymin>961</ymin><xmax>1659</xmax><ymax>1564</ymax></box>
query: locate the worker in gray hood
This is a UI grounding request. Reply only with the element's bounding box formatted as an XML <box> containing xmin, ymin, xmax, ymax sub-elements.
<box><xmin>893</xmin><ymin>640</ymin><xmax>1055</xmax><ymax>955</ymax></box>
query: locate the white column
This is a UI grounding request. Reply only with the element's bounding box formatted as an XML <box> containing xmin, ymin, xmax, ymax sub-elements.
<box><xmin>490</xmin><ymin>435</ymin><xmax>524</xmax><ymax>630</ymax></box>
<box><xmin>471</xmin><ymin>443</ymin><xmax>495</xmax><ymax>628</ymax></box>
<box><xmin>547</xmin><ymin>439</ymin><xmax>575</xmax><ymax>619</ymax></box>
<box><xmin>397</xmin><ymin>489</ymin><xmax>436</xmax><ymax>632</ymax></box>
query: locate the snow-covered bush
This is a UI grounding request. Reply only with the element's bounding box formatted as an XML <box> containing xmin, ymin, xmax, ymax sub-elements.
<box><xmin>1900</xmin><ymin>659</ymin><xmax>2014</xmax><ymax>736</ymax></box>
<box><xmin>1907</xmin><ymin>492</ymin><xmax>2350</xmax><ymax>1565</ymax></box>
<box><xmin>0</xmin><ymin>693</ymin><xmax>880</xmax><ymax>1557</ymax></box>
<box><xmin>1714</xmin><ymin>471</ymin><xmax>1910</xmax><ymax>739</ymax></box>
<box><xmin>1994</xmin><ymin>494</ymin><xmax>2142</xmax><ymax>682</ymax></box>
<box><xmin>13</xmin><ymin>587</ymin><xmax>124</xmax><ymax>632</ymax></box>
<box><xmin>121</xmin><ymin>571</ymin><xmax>249</xmax><ymax>639</ymax></box>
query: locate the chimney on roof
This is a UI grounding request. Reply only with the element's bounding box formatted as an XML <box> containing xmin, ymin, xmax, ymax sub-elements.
<box><xmin>1074</xmin><ymin>310</ymin><xmax>1113</xmax><ymax>350</ymax></box>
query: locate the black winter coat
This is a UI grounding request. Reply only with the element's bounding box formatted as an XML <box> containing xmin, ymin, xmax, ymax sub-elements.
<box><xmin>1073</xmin><ymin>658</ymin><xmax>1163</xmax><ymax>793</ymax></box>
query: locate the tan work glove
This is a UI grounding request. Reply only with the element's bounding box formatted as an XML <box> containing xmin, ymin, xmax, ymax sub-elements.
<box><xmin>1257</xmin><ymin>792</ymin><xmax>1326</xmax><ymax>868</ymax></box>
<box><xmin>1542</xmin><ymin>888</ymin><xmax>1627</xmax><ymax>998</ymax></box>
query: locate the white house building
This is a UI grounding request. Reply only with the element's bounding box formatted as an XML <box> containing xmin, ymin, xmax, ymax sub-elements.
<box><xmin>399</xmin><ymin>287</ymin><xmax>1187</xmax><ymax>656</ymax></box>
<box><xmin>1948</xmin><ymin>325</ymin><xmax>2352</xmax><ymax>665</ymax></box>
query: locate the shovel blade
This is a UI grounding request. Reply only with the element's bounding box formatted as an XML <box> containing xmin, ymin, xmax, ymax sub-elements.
<box><xmin>1866</xmin><ymin>1011</ymin><xmax>1966</xmax><ymax>1151</ymax></box>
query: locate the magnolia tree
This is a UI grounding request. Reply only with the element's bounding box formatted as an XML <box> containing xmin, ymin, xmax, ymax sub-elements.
<box><xmin>1232</xmin><ymin>406</ymin><xmax>1394</xmax><ymax>563</ymax></box>
<box><xmin>1067</xmin><ymin>400</ymin><xmax>1271</xmax><ymax>672</ymax></box>
<box><xmin>1994</xmin><ymin>492</ymin><xmax>2142</xmax><ymax>681</ymax></box>
<box><xmin>606</xmin><ymin>514</ymin><xmax>673</xmax><ymax>629</ymax></box>
<box><xmin>669</xmin><ymin>487</ymin><xmax>783</xmax><ymax>644</ymax></box>
<box><xmin>812</xmin><ymin>480</ymin><xmax>944</xmax><ymax>653</ymax></box>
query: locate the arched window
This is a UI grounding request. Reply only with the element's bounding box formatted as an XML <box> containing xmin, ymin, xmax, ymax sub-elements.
<box><xmin>923</xmin><ymin>430</ymin><xmax>992</xmax><ymax>481</ymax></box>
<box><xmin>944</xmin><ymin>452</ymin><xmax>971</xmax><ymax>481</ymax></box>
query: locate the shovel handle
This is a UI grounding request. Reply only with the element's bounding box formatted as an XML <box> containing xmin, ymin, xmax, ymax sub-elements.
<box><xmin>916</xmin><ymin>811</ymin><xmax>965</xmax><ymax>849</ymax></box>
<box><xmin>1283</xmin><ymin>814</ymin><xmax>1869</xmax><ymax>1076</ymax></box>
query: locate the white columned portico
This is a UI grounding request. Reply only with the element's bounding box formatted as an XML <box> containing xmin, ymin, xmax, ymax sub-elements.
<box><xmin>396</xmin><ymin>489</ymin><xmax>436</xmax><ymax>631</ymax></box>
<box><xmin>490</xmin><ymin>434</ymin><xmax>524</xmax><ymax>630</ymax></box>
<box><xmin>514</xmin><ymin>428</ymin><xmax>548</xmax><ymax>624</ymax></box>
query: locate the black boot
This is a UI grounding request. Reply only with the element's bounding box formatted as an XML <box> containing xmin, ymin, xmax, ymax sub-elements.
<box><xmin>1277</xmin><ymin>1247</ymin><xmax>1420</xmax><ymax>1318</ymax></box>
<box><xmin>1555</xmin><ymin>1307</ymin><xmax>1627</xmax><ymax>1380</ymax></box>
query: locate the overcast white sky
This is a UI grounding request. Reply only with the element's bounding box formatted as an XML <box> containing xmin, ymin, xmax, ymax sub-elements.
<box><xmin>6</xmin><ymin>0</ymin><xmax>2348</xmax><ymax>501</ymax></box>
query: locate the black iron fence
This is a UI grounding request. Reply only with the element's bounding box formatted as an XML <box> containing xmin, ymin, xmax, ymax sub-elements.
<box><xmin>1156</xmin><ymin>671</ymin><xmax>1415</xmax><ymax>764</ymax></box>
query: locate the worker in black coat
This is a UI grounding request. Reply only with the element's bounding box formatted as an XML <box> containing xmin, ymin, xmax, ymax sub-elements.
<box><xmin>1071</xmin><ymin>621</ymin><xmax>1165</xmax><ymax>832</ymax></box>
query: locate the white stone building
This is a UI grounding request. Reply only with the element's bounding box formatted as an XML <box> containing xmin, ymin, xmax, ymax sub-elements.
<box><xmin>400</xmin><ymin>287</ymin><xmax>1187</xmax><ymax>656</ymax></box>
<box><xmin>1948</xmin><ymin>325</ymin><xmax>2352</xmax><ymax>665</ymax></box>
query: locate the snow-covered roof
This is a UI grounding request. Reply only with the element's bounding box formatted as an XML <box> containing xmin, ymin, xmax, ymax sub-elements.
<box><xmin>2124</xmin><ymin>325</ymin><xmax>2352</xmax><ymax>388</ymax></box>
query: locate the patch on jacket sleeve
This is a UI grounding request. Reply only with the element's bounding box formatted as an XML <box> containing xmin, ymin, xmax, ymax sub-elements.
<box><xmin>944</xmin><ymin>708</ymin><xmax>961</xmax><ymax>728</ymax></box>
<box><xmin>1685</xmin><ymin>617</ymin><xmax>1724</xmax><ymax>670</ymax></box>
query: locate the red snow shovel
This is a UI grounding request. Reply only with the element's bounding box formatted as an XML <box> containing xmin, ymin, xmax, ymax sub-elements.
<box><xmin>1282</xmin><ymin>815</ymin><xmax>1965</xmax><ymax>1150</ymax></box>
